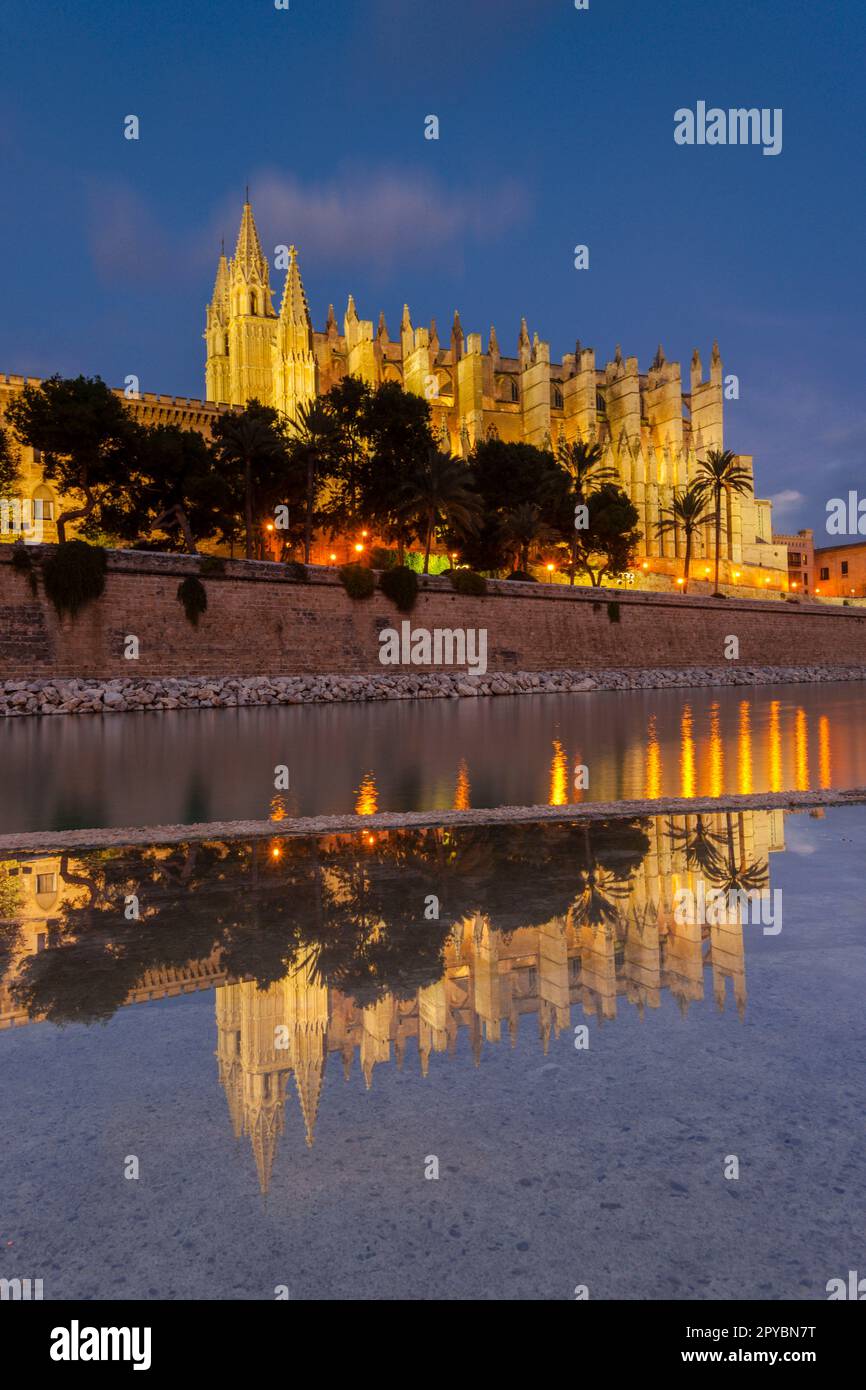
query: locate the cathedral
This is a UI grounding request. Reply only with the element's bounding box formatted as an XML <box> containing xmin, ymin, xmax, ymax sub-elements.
<box><xmin>0</xmin><ymin>196</ymin><xmax>787</xmax><ymax>584</ymax></box>
<box><xmin>202</xmin><ymin>198</ymin><xmax>787</xmax><ymax>585</ymax></box>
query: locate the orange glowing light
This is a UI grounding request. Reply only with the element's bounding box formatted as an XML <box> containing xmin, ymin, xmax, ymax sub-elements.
<box><xmin>329</xmin><ymin>552</ymin><xmax>337</xmax><ymax>561</ymax></box>
<box><xmin>642</xmin><ymin>561</ymin><xmax>649</xmax><ymax>570</ymax></box>
<box><xmin>361</xmin><ymin>529</ymin><xmax>368</xmax><ymax>537</ymax></box>
<box><xmin>547</xmin><ymin>563</ymin><xmax>554</xmax><ymax>572</ymax></box>
<box><xmin>676</xmin><ymin>577</ymin><xmax>684</xmax><ymax>585</ymax></box>
<box><xmin>549</xmin><ymin>740</ymin><xmax>569</xmax><ymax>806</ymax></box>
<box><xmin>733</xmin><ymin>571</ymin><xmax>740</xmax><ymax>580</ymax></box>
<box><xmin>354</xmin><ymin>543</ymin><xmax>364</xmax><ymax>553</ymax></box>
<box><xmin>271</xmin><ymin>845</ymin><xmax>282</xmax><ymax>860</ymax></box>
<box><xmin>266</xmin><ymin>523</ymin><xmax>274</xmax><ymax>532</ymax></box>
<box><xmin>645</xmin><ymin>714</ymin><xmax>662</xmax><ymax>800</ymax></box>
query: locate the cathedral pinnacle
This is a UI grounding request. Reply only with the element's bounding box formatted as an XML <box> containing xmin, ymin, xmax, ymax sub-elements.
<box><xmin>278</xmin><ymin>244</ymin><xmax>312</xmax><ymax>329</ymax></box>
<box><xmin>232</xmin><ymin>198</ymin><xmax>270</xmax><ymax>288</ymax></box>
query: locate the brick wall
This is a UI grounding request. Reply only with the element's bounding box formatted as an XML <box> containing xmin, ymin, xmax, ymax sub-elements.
<box><xmin>3</xmin><ymin>547</ymin><xmax>866</xmax><ymax>679</ymax></box>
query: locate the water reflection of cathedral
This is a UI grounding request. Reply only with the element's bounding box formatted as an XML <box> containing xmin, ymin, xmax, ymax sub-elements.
<box><xmin>214</xmin><ymin>809</ymin><xmax>785</xmax><ymax>1191</ymax></box>
<box><xmin>1</xmin><ymin>809</ymin><xmax>786</xmax><ymax>1193</ymax></box>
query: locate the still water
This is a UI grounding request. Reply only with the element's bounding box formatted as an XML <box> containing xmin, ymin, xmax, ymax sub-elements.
<box><xmin>3</xmin><ymin>681</ymin><xmax>866</xmax><ymax>832</ymax></box>
<box><xmin>1</xmin><ymin>806</ymin><xmax>864</xmax><ymax>1299</ymax></box>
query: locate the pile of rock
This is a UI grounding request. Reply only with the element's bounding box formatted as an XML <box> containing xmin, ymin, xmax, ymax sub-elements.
<box><xmin>2</xmin><ymin>664</ymin><xmax>865</xmax><ymax>717</ymax></box>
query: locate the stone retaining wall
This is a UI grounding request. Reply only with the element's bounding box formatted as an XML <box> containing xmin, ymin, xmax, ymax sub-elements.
<box><xmin>3</xmin><ymin>545</ymin><xmax>866</xmax><ymax>687</ymax></box>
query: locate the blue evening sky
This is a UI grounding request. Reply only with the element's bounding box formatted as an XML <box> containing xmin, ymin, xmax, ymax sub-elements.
<box><xmin>0</xmin><ymin>0</ymin><xmax>863</xmax><ymax>534</ymax></box>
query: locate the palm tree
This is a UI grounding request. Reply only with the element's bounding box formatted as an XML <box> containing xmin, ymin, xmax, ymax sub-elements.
<box><xmin>394</xmin><ymin>449</ymin><xmax>482</xmax><ymax>572</ymax></box>
<box><xmin>286</xmin><ymin>399</ymin><xmax>338</xmax><ymax>564</ymax></box>
<box><xmin>501</xmin><ymin>502</ymin><xmax>555</xmax><ymax>573</ymax></box>
<box><xmin>213</xmin><ymin>407</ymin><xmax>288</xmax><ymax>560</ymax></box>
<box><xmin>654</xmin><ymin>483</ymin><xmax>717</xmax><ymax>592</ymax></box>
<box><xmin>693</xmin><ymin>449</ymin><xmax>753</xmax><ymax>596</ymax></box>
<box><xmin>557</xmin><ymin>439</ymin><xmax>617</xmax><ymax>584</ymax></box>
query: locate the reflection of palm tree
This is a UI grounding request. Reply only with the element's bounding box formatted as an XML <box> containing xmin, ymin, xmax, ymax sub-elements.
<box><xmin>667</xmin><ymin>816</ymin><xmax>726</xmax><ymax>877</ymax></box>
<box><xmin>11</xmin><ymin>820</ymin><xmax>652</xmax><ymax>1025</ymax></box>
<box><xmin>710</xmin><ymin>813</ymin><xmax>769</xmax><ymax>899</ymax></box>
<box><xmin>667</xmin><ymin>813</ymin><xmax>768</xmax><ymax>901</ymax></box>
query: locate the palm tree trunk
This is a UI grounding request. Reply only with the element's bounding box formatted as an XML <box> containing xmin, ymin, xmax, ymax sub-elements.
<box><xmin>304</xmin><ymin>454</ymin><xmax>314</xmax><ymax>564</ymax></box>
<box><xmin>423</xmin><ymin>510</ymin><xmax>433</xmax><ymax>573</ymax></box>
<box><xmin>244</xmin><ymin>458</ymin><xmax>253</xmax><ymax>560</ymax></box>
<box><xmin>714</xmin><ymin>485</ymin><xmax>722</xmax><ymax>593</ymax></box>
<box><xmin>683</xmin><ymin>532</ymin><xmax>692</xmax><ymax>593</ymax></box>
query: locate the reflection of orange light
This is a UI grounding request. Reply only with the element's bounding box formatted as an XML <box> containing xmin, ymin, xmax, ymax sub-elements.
<box><xmin>738</xmin><ymin>699</ymin><xmax>753</xmax><ymax>795</ymax></box>
<box><xmin>271</xmin><ymin>844</ymin><xmax>281</xmax><ymax>860</ymax></box>
<box><xmin>453</xmin><ymin>759</ymin><xmax>471</xmax><ymax>811</ymax></box>
<box><xmin>680</xmin><ymin>705</ymin><xmax>695</xmax><ymax>798</ymax></box>
<box><xmin>355</xmin><ymin>772</ymin><xmax>378</xmax><ymax>815</ymax></box>
<box><xmin>768</xmin><ymin>700</ymin><xmax>782</xmax><ymax>792</ymax></box>
<box><xmin>818</xmin><ymin>714</ymin><xmax>831</xmax><ymax>789</ymax></box>
<box><xmin>707</xmin><ymin>701</ymin><xmax>724</xmax><ymax>797</ymax></box>
<box><xmin>795</xmin><ymin>707</ymin><xmax>810</xmax><ymax>791</ymax></box>
<box><xmin>270</xmin><ymin>793</ymin><xmax>286</xmax><ymax>822</ymax></box>
<box><xmin>549</xmin><ymin>740</ymin><xmax>568</xmax><ymax>806</ymax></box>
<box><xmin>645</xmin><ymin>714</ymin><xmax>661</xmax><ymax>799</ymax></box>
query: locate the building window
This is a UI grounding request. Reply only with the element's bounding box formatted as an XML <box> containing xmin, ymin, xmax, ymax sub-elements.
<box><xmin>803</xmin><ymin>572</ymin><xmax>808</xmax><ymax>586</ymax></box>
<box><xmin>841</xmin><ymin>561</ymin><xmax>849</xmax><ymax>576</ymax></box>
<box><xmin>552</xmin><ymin>384</ymin><xmax>563</xmax><ymax>409</ymax></box>
<box><xmin>510</xmin><ymin>379</ymin><xmax>519</xmax><ymax>403</ymax></box>
<box><xmin>33</xmin><ymin>498</ymin><xmax>55</xmax><ymax>521</ymax></box>
<box><xmin>820</xmin><ymin>567</ymin><xmax>829</xmax><ymax>581</ymax></box>
<box><xmin>788</xmin><ymin>553</ymin><xmax>801</xmax><ymax>566</ymax></box>
<box><xmin>36</xmin><ymin>873</ymin><xmax>57</xmax><ymax>894</ymax></box>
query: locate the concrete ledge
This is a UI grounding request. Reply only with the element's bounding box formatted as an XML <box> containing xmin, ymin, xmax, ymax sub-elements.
<box><xmin>3</xmin><ymin>788</ymin><xmax>864</xmax><ymax>856</ymax></box>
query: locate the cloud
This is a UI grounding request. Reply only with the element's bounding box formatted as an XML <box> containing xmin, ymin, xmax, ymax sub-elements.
<box><xmin>86</xmin><ymin>168</ymin><xmax>529</xmax><ymax>289</ymax></box>
<box><xmin>768</xmin><ymin>488</ymin><xmax>805</xmax><ymax>513</ymax></box>
<box><xmin>231</xmin><ymin>168</ymin><xmax>528</xmax><ymax>271</ymax></box>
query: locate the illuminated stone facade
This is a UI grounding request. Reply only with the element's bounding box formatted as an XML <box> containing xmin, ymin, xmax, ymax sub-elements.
<box><xmin>203</xmin><ymin>200</ymin><xmax>785</xmax><ymax>583</ymax></box>
<box><xmin>1</xmin><ymin>198</ymin><xmax>786</xmax><ymax>583</ymax></box>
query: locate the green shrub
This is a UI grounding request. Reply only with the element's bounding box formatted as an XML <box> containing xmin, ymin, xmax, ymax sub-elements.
<box><xmin>177</xmin><ymin>575</ymin><xmax>208</xmax><ymax>626</ymax></box>
<box><xmin>379</xmin><ymin>564</ymin><xmax>419</xmax><ymax>613</ymax></box>
<box><xmin>507</xmin><ymin>569</ymin><xmax>536</xmax><ymax>582</ymax></box>
<box><xmin>449</xmin><ymin>568</ymin><xmax>487</xmax><ymax>597</ymax></box>
<box><xmin>198</xmin><ymin>554</ymin><xmax>226</xmax><ymax>577</ymax></box>
<box><xmin>607</xmin><ymin>600</ymin><xmax>621</xmax><ymax>623</ymax></box>
<box><xmin>42</xmin><ymin>540</ymin><xmax>107</xmax><ymax>619</ymax></box>
<box><xmin>370</xmin><ymin>546</ymin><xmax>398</xmax><ymax>570</ymax></box>
<box><xmin>339</xmin><ymin>562</ymin><xmax>375</xmax><ymax>600</ymax></box>
<box><xmin>10</xmin><ymin>540</ymin><xmax>38</xmax><ymax>595</ymax></box>
<box><xmin>284</xmin><ymin>559</ymin><xmax>307</xmax><ymax>582</ymax></box>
